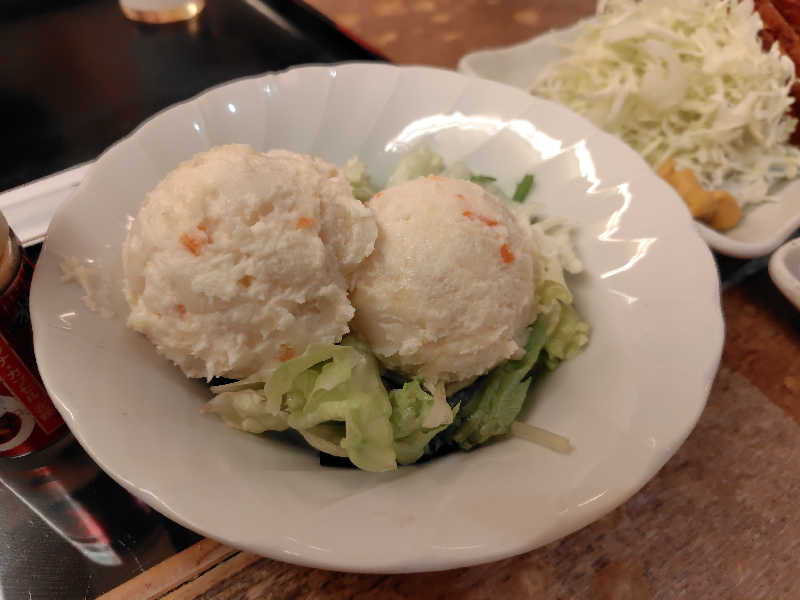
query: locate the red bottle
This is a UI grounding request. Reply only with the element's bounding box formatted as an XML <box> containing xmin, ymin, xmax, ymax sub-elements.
<box><xmin>0</xmin><ymin>210</ymin><xmax>67</xmax><ymax>457</ymax></box>
<box><xmin>0</xmin><ymin>211</ymin><xmax>131</xmax><ymax>566</ymax></box>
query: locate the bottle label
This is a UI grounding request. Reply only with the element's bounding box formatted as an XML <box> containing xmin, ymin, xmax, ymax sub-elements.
<box><xmin>0</xmin><ymin>252</ymin><xmax>39</xmax><ymax>363</ymax></box>
<box><xmin>0</xmin><ymin>334</ymin><xmax>63</xmax><ymax>434</ymax></box>
<box><xmin>0</xmin><ymin>246</ymin><xmax>66</xmax><ymax>457</ymax></box>
<box><xmin>0</xmin><ymin>393</ymin><xmax>35</xmax><ymax>453</ymax></box>
<box><xmin>0</xmin><ymin>383</ymin><xmax>64</xmax><ymax>457</ymax></box>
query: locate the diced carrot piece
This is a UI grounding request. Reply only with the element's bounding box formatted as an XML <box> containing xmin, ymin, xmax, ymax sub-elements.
<box><xmin>180</xmin><ymin>233</ymin><xmax>204</xmax><ymax>255</ymax></box>
<box><xmin>295</xmin><ymin>216</ymin><xmax>315</xmax><ymax>230</ymax></box>
<box><xmin>463</xmin><ymin>210</ymin><xmax>498</xmax><ymax>227</ymax></box>
<box><xmin>278</xmin><ymin>345</ymin><xmax>296</xmax><ymax>362</ymax></box>
<box><xmin>500</xmin><ymin>243</ymin><xmax>515</xmax><ymax>264</ymax></box>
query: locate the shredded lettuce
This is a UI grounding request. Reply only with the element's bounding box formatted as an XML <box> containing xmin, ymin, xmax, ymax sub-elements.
<box><xmin>447</xmin><ymin>318</ymin><xmax>550</xmax><ymax>450</ymax></box>
<box><xmin>430</xmin><ymin>281</ymin><xmax>587</xmax><ymax>452</ymax></box>
<box><xmin>512</xmin><ymin>174</ymin><xmax>535</xmax><ymax>203</ymax></box>
<box><xmin>544</xmin><ymin>302</ymin><xmax>590</xmax><ymax>369</ymax></box>
<box><xmin>389</xmin><ymin>377</ymin><xmax>434</xmax><ymax>439</ymax></box>
<box><xmin>205</xmin><ymin>338</ymin><xmax>463</xmax><ymax>471</ymax></box>
<box><xmin>385</xmin><ymin>143</ymin><xmax>445</xmax><ymax>187</ymax></box>
<box><xmin>345</xmin><ymin>144</ymin><xmax>509</xmax><ymax>201</ymax></box>
<box><xmin>469</xmin><ymin>174</ymin><xmax>497</xmax><ymax>184</ymax></box>
<box><xmin>389</xmin><ymin>377</ymin><xmax>455</xmax><ymax>464</ymax></box>
<box><xmin>206</xmin><ymin>338</ymin><xmax>396</xmax><ymax>472</ymax></box>
<box><xmin>530</xmin><ymin>0</ymin><xmax>800</xmax><ymax>207</ymax></box>
<box><xmin>343</xmin><ymin>157</ymin><xmax>378</xmax><ymax>202</ymax></box>
<box><xmin>205</xmin><ymin>389</ymin><xmax>289</xmax><ymax>433</ymax></box>
<box><xmin>510</xmin><ymin>421</ymin><xmax>572</xmax><ymax>453</ymax></box>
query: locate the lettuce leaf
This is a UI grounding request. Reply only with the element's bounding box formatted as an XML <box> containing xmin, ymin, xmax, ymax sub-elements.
<box><xmin>543</xmin><ymin>302</ymin><xmax>590</xmax><ymax>370</ymax></box>
<box><xmin>333</xmin><ymin>341</ymin><xmax>396</xmax><ymax>472</ymax></box>
<box><xmin>388</xmin><ymin>377</ymin><xmax>432</xmax><ymax>438</ymax></box>
<box><xmin>343</xmin><ymin>157</ymin><xmax>379</xmax><ymax>202</ymax></box>
<box><xmin>394</xmin><ymin>422</ymin><xmax>452</xmax><ymax>465</ymax></box>
<box><xmin>386</xmin><ymin>143</ymin><xmax>445</xmax><ymax>188</ymax></box>
<box><xmin>207</xmin><ymin>283</ymin><xmax>588</xmax><ymax>468</ymax></box>
<box><xmin>389</xmin><ymin>377</ymin><xmax>455</xmax><ymax>465</ymax></box>
<box><xmin>204</xmin><ymin>389</ymin><xmax>289</xmax><ymax>433</ymax></box>
<box><xmin>384</xmin><ymin>144</ymin><xmax>510</xmax><ymax>201</ymax></box>
<box><xmin>206</xmin><ymin>337</ymin><xmax>466</xmax><ymax>470</ymax></box>
<box><xmin>447</xmin><ymin>317</ymin><xmax>549</xmax><ymax>450</ymax></box>
<box><xmin>430</xmin><ymin>282</ymin><xmax>589</xmax><ymax>452</ymax></box>
<box><xmin>206</xmin><ymin>337</ymin><xmax>397</xmax><ymax>472</ymax></box>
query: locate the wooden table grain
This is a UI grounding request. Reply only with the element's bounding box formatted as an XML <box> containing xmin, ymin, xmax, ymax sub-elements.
<box><xmin>100</xmin><ymin>1</ymin><xmax>800</xmax><ymax>598</ymax></box>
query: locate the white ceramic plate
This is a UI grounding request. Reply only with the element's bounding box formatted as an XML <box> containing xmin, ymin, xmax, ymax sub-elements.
<box><xmin>30</xmin><ymin>63</ymin><xmax>723</xmax><ymax>573</ymax></box>
<box><xmin>459</xmin><ymin>20</ymin><xmax>800</xmax><ymax>259</ymax></box>
<box><xmin>769</xmin><ymin>237</ymin><xmax>800</xmax><ymax>310</ymax></box>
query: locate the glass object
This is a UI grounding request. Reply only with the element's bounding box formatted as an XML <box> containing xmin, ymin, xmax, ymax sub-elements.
<box><xmin>119</xmin><ymin>0</ymin><xmax>205</xmax><ymax>24</ymax></box>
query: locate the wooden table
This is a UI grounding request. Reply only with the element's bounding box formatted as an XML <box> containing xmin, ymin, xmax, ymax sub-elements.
<box><xmin>101</xmin><ymin>1</ymin><xmax>800</xmax><ymax>597</ymax></box>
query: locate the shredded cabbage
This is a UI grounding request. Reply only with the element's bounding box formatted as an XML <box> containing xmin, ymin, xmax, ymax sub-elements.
<box><xmin>385</xmin><ymin>143</ymin><xmax>445</xmax><ymax>188</ymax></box>
<box><xmin>345</xmin><ymin>144</ymin><xmax>511</xmax><ymax>201</ymax></box>
<box><xmin>531</xmin><ymin>0</ymin><xmax>800</xmax><ymax>206</ymax></box>
<box><xmin>343</xmin><ymin>157</ymin><xmax>378</xmax><ymax>202</ymax></box>
<box><xmin>510</xmin><ymin>421</ymin><xmax>572</xmax><ymax>453</ymax></box>
<box><xmin>206</xmin><ymin>338</ymin><xmax>398</xmax><ymax>472</ymax></box>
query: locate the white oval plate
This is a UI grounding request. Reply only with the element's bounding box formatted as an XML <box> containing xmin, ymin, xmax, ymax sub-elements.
<box><xmin>459</xmin><ymin>20</ymin><xmax>800</xmax><ymax>259</ymax></box>
<box><xmin>30</xmin><ymin>63</ymin><xmax>723</xmax><ymax>573</ymax></box>
<box><xmin>769</xmin><ymin>237</ymin><xmax>800</xmax><ymax>310</ymax></box>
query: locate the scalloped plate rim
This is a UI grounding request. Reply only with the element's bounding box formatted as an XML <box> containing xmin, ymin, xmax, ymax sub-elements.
<box><xmin>30</xmin><ymin>62</ymin><xmax>723</xmax><ymax>573</ymax></box>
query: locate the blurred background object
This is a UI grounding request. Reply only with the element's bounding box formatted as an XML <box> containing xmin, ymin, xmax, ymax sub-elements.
<box><xmin>0</xmin><ymin>0</ymin><xmax>381</xmax><ymax>194</ymax></box>
<box><xmin>119</xmin><ymin>0</ymin><xmax>206</xmax><ymax>24</ymax></box>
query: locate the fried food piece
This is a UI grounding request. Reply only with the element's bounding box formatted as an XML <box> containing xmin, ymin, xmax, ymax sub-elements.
<box><xmin>657</xmin><ymin>157</ymin><xmax>676</xmax><ymax>179</ymax></box>
<box><xmin>756</xmin><ymin>0</ymin><xmax>800</xmax><ymax>63</ymax></box>
<box><xmin>657</xmin><ymin>161</ymin><xmax>741</xmax><ymax>231</ymax></box>
<box><xmin>755</xmin><ymin>0</ymin><xmax>800</xmax><ymax>143</ymax></box>
<box><xmin>772</xmin><ymin>0</ymin><xmax>800</xmax><ymax>34</ymax></box>
<box><xmin>669</xmin><ymin>168</ymin><xmax>717</xmax><ymax>219</ymax></box>
<box><xmin>707</xmin><ymin>191</ymin><xmax>742</xmax><ymax>231</ymax></box>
